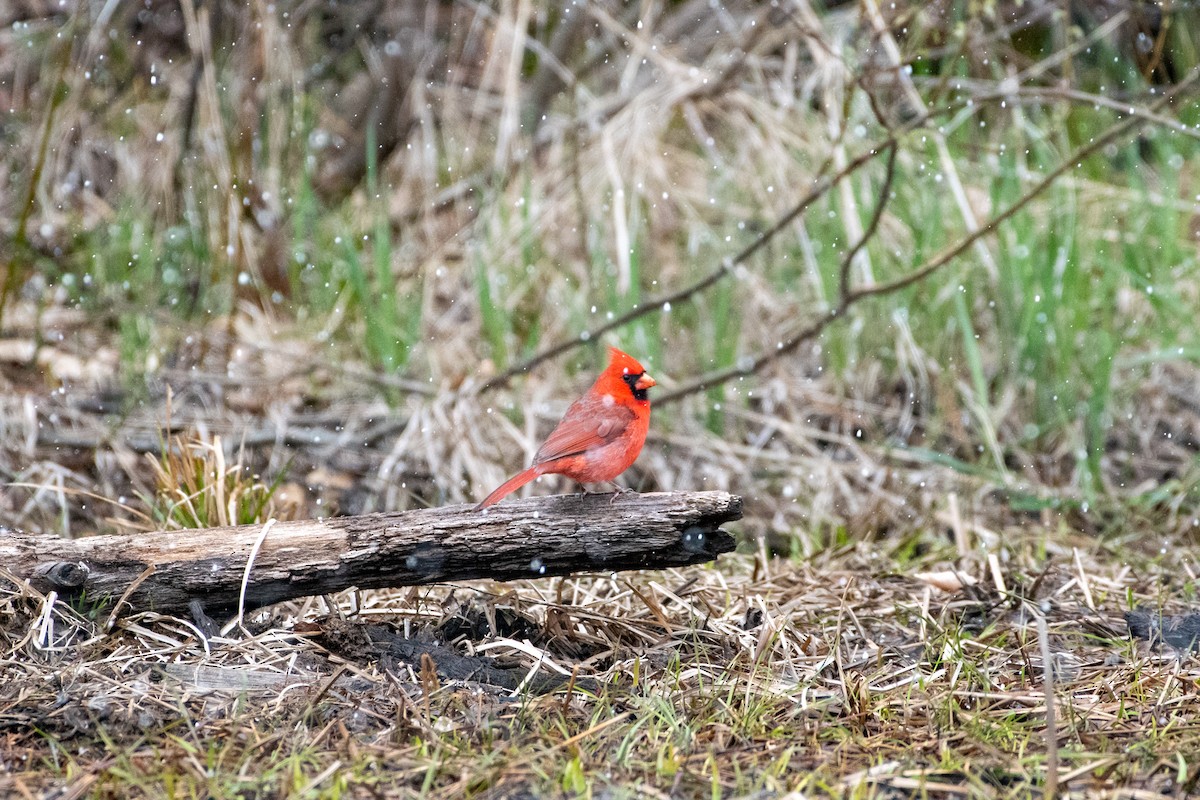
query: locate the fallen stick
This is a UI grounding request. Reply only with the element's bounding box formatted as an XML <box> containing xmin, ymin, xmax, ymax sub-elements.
<box><xmin>1</xmin><ymin>491</ymin><xmax>742</xmax><ymax>618</ymax></box>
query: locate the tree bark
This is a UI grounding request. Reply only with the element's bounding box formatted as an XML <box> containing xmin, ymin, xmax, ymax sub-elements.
<box><xmin>1</xmin><ymin>491</ymin><xmax>741</xmax><ymax>618</ymax></box>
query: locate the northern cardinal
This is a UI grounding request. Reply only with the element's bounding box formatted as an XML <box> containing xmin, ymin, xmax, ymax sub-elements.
<box><xmin>475</xmin><ymin>346</ymin><xmax>656</xmax><ymax>509</ymax></box>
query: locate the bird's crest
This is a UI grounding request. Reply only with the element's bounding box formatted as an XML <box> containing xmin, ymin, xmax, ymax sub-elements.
<box><xmin>607</xmin><ymin>346</ymin><xmax>646</xmax><ymax>377</ymax></box>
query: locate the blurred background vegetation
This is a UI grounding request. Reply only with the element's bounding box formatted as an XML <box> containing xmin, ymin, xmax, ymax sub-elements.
<box><xmin>1</xmin><ymin>0</ymin><xmax>1199</xmax><ymax>546</ymax></box>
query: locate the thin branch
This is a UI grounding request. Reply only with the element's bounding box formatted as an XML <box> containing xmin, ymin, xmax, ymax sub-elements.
<box><xmin>478</xmin><ymin>77</ymin><xmax>990</xmax><ymax>394</ymax></box>
<box><xmin>654</xmin><ymin>152</ymin><xmax>892</xmax><ymax>405</ymax></box>
<box><xmin>843</xmin><ymin>79</ymin><xmax>1197</xmax><ymax>304</ymax></box>
<box><xmin>915</xmin><ymin>78</ymin><xmax>1200</xmax><ymax>143</ymax></box>
<box><xmin>839</xmin><ymin>141</ymin><xmax>898</xmax><ymax>302</ymax></box>
<box><xmin>658</xmin><ymin>145</ymin><xmax>898</xmax><ymax>405</ymax></box>
<box><xmin>894</xmin><ymin>3</ymin><xmax>1055</xmax><ymax>66</ymax></box>
<box><xmin>480</xmin><ymin>3</ymin><xmax>1055</xmax><ymax>394</ymax></box>
<box><xmin>478</xmin><ymin>141</ymin><xmax>896</xmax><ymax>392</ymax></box>
<box><xmin>1140</xmin><ymin>1</ymin><xmax>1172</xmax><ymax>85</ymax></box>
<box><xmin>1013</xmin><ymin>9</ymin><xmax>1130</xmax><ymax>86</ymax></box>
<box><xmin>655</xmin><ymin>68</ymin><xmax>1200</xmax><ymax>405</ymax></box>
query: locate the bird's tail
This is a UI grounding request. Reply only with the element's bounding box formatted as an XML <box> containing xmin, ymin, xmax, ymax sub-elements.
<box><xmin>474</xmin><ymin>467</ymin><xmax>540</xmax><ymax>510</ymax></box>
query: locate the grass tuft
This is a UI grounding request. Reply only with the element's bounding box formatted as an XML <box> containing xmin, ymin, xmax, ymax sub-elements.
<box><xmin>145</xmin><ymin>435</ymin><xmax>286</xmax><ymax>529</ymax></box>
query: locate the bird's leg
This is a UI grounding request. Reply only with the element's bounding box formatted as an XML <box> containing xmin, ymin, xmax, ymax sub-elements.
<box><xmin>607</xmin><ymin>481</ymin><xmax>635</xmax><ymax>504</ymax></box>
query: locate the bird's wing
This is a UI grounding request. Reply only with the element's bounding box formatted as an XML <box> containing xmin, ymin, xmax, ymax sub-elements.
<box><xmin>533</xmin><ymin>394</ymin><xmax>635</xmax><ymax>464</ymax></box>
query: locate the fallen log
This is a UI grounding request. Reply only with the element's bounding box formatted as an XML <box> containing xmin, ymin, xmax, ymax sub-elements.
<box><xmin>1</xmin><ymin>491</ymin><xmax>742</xmax><ymax>618</ymax></box>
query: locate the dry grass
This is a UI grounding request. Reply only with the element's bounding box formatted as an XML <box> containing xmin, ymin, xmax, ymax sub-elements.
<box><xmin>3</xmin><ymin>525</ymin><xmax>1198</xmax><ymax>798</ymax></box>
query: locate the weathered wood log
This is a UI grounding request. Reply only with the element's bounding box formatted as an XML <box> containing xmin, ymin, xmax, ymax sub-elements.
<box><xmin>1</xmin><ymin>491</ymin><xmax>742</xmax><ymax>618</ymax></box>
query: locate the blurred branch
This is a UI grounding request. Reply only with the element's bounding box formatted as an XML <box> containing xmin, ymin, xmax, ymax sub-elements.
<box><xmin>480</xmin><ymin>62</ymin><xmax>978</xmax><ymax>396</ymax></box>
<box><xmin>1139</xmin><ymin>3</ymin><xmax>1172</xmax><ymax>84</ymax></box>
<box><xmin>654</xmin><ymin>67</ymin><xmax>1200</xmax><ymax>406</ymax></box>
<box><xmin>479</xmin><ymin>0</ymin><xmax>1086</xmax><ymax>394</ymax></box>
<box><xmin>923</xmin><ymin>79</ymin><xmax>1200</xmax><ymax>142</ymax></box>
<box><xmin>479</xmin><ymin>61</ymin><xmax>1000</xmax><ymax>395</ymax></box>
<box><xmin>34</xmin><ymin>419</ymin><xmax>407</xmax><ymax>457</ymax></box>
<box><xmin>478</xmin><ymin>140</ymin><xmax>895</xmax><ymax>392</ymax></box>
<box><xmin>839</xmin><ymin>144</ymin><xmax>898</xmax><ymax>302</ymax></box>
<box><xmin>1011</xmin><ymin>9</ymin><xmax>1129</xmax><ymax>86</ymax></box>
<box><xmin>897</xmin><ymin>3</ymin><xmax>1056</xmax><ymax>66</ymax></box>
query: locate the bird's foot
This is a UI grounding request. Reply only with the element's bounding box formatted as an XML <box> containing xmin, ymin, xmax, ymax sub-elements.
<box><xmin>607</xmin><ymin>482</ymin><xmax>636</xmax><ymax>504</ymax></box>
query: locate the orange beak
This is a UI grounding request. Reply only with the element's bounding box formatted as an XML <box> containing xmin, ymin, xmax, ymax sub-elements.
<box><xmin>635</xmin><ymin>373</ymin><xmax>656</xmax><ymax>391</ymax></box>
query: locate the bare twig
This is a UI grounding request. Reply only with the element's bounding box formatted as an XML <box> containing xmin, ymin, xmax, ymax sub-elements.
<box><xmin>478</xmin><ymin>4</ymin><xmax>1195</xmax><ymax>397</ymax></box>
<box><xmin>654</xmin><ymin>68</ymin><xmax>1200</xmax><ymax>405</ymax></box>
<box><xmin>920</xmin><ymin>79</ymin><xmax>1200</xmax><ymax>143</ymax></box>
<box><xmin>842</xmin><ymin>81</ymin><xmax>1197</xmax><ymax>303</ymax></box>
<box><xmin>1140</xmin><ymin>1</ymin><xmax>1173</xmax><ymax>84</ymax></box>
<box><xmin>102</xmin><ymin>564</ymin><xmax>157</xmax><ymax>632</ymax></box>
<box><xmin>839</xmin><ymin>144</ymin><xmax>897</xmax><ymax>302</ymax></box>
<box><xmin>1013</xmin><ymin>9</ymin><xmax>1130</xmax><ymax>86</ymax></box>
<box><xmin>896</xmin><ymin>3</ymin><xmax>1056</xmax><ymax>65</ymax></box>
<box><xmin>478</xmin><ymin>141</ymin><xmax>895</xmax><ymax>392</ymax></box>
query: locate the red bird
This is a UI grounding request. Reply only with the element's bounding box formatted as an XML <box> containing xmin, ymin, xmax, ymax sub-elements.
<box><xmin>475</xmin><ymin>346</ymin><xmax>656</xmax><ymax>509</ymax></box>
